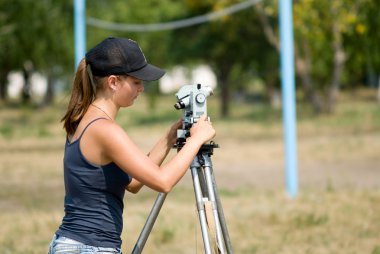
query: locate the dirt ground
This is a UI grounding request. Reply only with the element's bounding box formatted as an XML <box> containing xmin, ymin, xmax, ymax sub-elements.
<box><xmin>213</xmin><ymin>132</ymin><xmax>380</xmax><ymax>191</ymax></box>
<box><xmin>118</xmin><ymin>124</ymin><xmax>380</xmax><ymax>193</ymax></box>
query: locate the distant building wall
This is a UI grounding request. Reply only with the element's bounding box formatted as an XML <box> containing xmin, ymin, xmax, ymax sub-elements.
<box><xmin>7</xmin><ymin>71</ymin><xmax>47</xmax><ymax>98</ymax></box>
<box><xmin>159</xmin><ymin>65</ymin><xmax>217</xmax><ymax>94</ymax></box>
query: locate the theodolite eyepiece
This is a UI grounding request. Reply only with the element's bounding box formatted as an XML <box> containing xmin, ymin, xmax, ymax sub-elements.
<box><xmin>174</xmin><ymin>101</ymin><xmax>185</xmax><ymax>110</ymax></box>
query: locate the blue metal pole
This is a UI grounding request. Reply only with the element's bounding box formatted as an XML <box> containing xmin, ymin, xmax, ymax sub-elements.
<box><xmin>279</xmin><ymin>0</ymin><xmax>298</xmax><ymax>197</ymax></box>
<box><xmin>74</xmin><ymin>0</ymin><xmax>86</xmax><ymax>69</ymax></box>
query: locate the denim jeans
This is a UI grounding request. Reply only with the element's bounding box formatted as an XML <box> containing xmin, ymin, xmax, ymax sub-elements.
<box><xmin>48</xmin><ymin>234</ymin><xmax>122</xmax><ymax>254</ymax></box>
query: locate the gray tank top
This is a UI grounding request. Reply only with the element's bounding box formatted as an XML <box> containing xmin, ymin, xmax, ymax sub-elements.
<box><xmin>56</xmin><ymin>118</ymin><xmax>132</xmax><ymax>248</ymax></box>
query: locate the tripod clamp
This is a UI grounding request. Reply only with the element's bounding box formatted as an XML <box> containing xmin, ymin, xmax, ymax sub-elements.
<box><xmin>174</xmin><ymin>140</ymin><xmax>219</xmax><ymax>154</ymax></box>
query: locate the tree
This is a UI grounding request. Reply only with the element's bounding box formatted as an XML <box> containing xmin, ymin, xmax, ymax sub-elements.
<box><xmin>167</xmin><ymin>0</ymin><xmax>273</xmax><ymax>117</ymax></box>
<box><xmin>344</xmin><ymin>0</ymin><xmax>380</xmax><ymax>102</ymax></box>
<box><xmin>254</xmin><ymin>0</ymin><xmax>374</xmax><ymax>113</ymax></box>
<box><xmin>0</xmin><ymin>0</ymin><xmax>73</xmax><ymax>105</ymax></box>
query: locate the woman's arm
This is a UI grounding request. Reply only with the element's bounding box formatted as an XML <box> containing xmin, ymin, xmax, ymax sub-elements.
<box><xmin>148</xmin><ymin>118</ymin><xmax>182</xmax><ymax>165</ymax></box>
<box><xmin>126</xmin><ymin>119</ymin><xmax>181</xmax><ymax>193</ymax></box>
<box><xmin>97</xmin><ymin>115</ymin><xmax>214</xmax><ymax>193</ymax></box>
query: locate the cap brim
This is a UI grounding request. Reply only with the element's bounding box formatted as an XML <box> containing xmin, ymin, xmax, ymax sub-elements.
<box><xmin>127</xmin><ymin>64</ymin><xmax>165</xmax><ymax>81</ymax></box>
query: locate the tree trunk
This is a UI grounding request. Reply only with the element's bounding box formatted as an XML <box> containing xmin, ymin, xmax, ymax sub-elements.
<box><xmin>256</xmin><ymin>3</ymin><xmax>280</xmax><ymax>52</ymax></box>
<box><xmin>264</xmin><ymin>71</ymin><xmax>281</xmax><ymax>108</ymax></box>
<box><xmin>42</xmin><ymin>71</ymin><xmax>55</xmax><ymax>106</ymax></box>
<box><xmin>377</xmin><ymin>76</ymin><xmax>380</xmax><ymax>104</ymax></box>
<box><xmin>219</xmin><ymin>73</ymin><xmax>230</xmax><ymax>118</ymax></box>
<box><xmin>214</xmin><ymin>62</ymin><xmax>232</xmax><ymax>118</ymax></box>
<box><xmin>0</xmin><ymin>72</ymin><xmax>8</xmax><ymax>102</ymax></box>
<box><xmin>22</xmin><ymin>61</ymin><xmax>34</xmax><ymax>104</ymax></box>
<box><xmin>327</xmin><ymin>6</ymin><xmax>346</xmax><ymax>113</ymax></box>
<box><xmin>295</xmin><ymin>40</ymin><xmax>323</xmax><ymax>113</ymax></box>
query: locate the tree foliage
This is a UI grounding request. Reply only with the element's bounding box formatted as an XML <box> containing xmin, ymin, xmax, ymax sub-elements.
<box><xmin>255</xmin><ymin>0</ymin><xmax>379</xmax><ymax>112</ymax></box>
<box><xmin>0</xmin><ymin>0</ymin><xmax>73</xmax><ymax>103</ymax></box>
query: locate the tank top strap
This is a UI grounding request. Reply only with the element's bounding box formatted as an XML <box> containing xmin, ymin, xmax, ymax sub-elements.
<box><xmin>76</xmin><ymin>117</ymin><xmax>109</xmax><ymax>141</ymax></box>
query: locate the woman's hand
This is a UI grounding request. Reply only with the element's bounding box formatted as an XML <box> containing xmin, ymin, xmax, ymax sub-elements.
<box><xmin>190</xmin><ymin>115</ymin><xmax>216</xmax><ymax>144</ymax></box>
<box><xmin>166</xmin><ymin>118</ymin><xmax>183</xmax><ymax>146</ymax></box>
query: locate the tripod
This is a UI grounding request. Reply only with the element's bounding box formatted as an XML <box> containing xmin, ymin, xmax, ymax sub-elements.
<box><xmin>132</xmin><ymin>143</ymin><xmax>233</xmax><ymax>254</ymax></box>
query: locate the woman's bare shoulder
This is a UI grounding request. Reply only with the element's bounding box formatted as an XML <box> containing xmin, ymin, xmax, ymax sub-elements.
<box><xmin>89</xmin><ymin>119</ymin><xmax>128</xmax><ymax>140</ymax></box>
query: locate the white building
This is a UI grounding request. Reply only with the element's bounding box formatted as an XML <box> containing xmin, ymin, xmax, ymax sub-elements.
<box><xmin>159</xmin><ymin>65</ymin><xmax>217</xmax><ymax>94</ymax></box>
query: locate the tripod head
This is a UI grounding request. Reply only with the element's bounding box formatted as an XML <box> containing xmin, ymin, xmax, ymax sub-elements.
<box><xmin>173</xmin><ymin>84</ymin><xmax>218</xmax><ymax>151</ymax></box>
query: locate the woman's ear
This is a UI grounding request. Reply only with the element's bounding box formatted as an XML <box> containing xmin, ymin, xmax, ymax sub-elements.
<box><xmin>107</xmin><ymin>75</ymin><xmax>119</xmax><ymax>92</ymax></box>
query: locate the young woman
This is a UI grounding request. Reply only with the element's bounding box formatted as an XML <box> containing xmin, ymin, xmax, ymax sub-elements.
<box><xmin>48</xmin><ymin>37</ymin><xmax>215</xmax><ymax>254</ymax></box>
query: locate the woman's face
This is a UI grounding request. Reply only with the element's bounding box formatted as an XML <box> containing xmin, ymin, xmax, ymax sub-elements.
<box><xmin>114</xmin><ymin>75</ymin><xmax>144</xmax><ymax>107</ymax></box>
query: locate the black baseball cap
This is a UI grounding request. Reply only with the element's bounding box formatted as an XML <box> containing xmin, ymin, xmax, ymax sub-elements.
<box><xmin>85</xmin><ymin>37</ymin><xmax>165</xmax><ymax>81</ymax></box>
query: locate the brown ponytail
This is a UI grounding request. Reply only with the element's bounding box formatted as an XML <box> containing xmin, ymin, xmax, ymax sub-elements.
<box><xmin>61</xmin><ymin>59</ymin><xmax>95</xmax><ymax>136</ymax></box>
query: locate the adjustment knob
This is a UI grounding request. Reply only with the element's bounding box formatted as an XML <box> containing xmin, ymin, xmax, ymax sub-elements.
<box><xmin>196</xmin><ymin>93</ymin><xmax>206</xmax><ymax>103</ymax></box>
